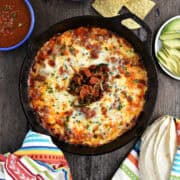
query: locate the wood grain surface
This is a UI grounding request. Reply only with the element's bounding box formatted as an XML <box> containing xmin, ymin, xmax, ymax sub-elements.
<box><xmin>0</xmin><ymin>0</ymin><xmax>179</xmax><ymax>180</ymax></box>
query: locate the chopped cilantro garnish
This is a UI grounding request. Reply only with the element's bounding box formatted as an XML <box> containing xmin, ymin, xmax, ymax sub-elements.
<box><xmin>69</xmin><ymin>47</ymin><xmax>75</xmax><ymax>55</ymax></box>
<box><xmin>64</xmin><ymin>64</ymin><xmax>68</xmax><ymax>70</ymax></box>
<box><xmin>126</xmin><ymin>49</ymin><xmax>134</xmax><ymax>54</ymax></box>
<box><xmin>66</xmin><ymin>116</ymin><xmax>70</xmax><ymax>121</ymax></box>
<box><xmin>64</xmin><ymin>121</ymin><xmax>68</xmax><ymax>128</ymax></box>
<box><xmin>117</xmin><ymin>104</ymin><xmax>123</xmax><ymax>111</ymax></box>
<box><xmin>122</xmin><ymin>66</ymin><xmax>127</xmax><ymax>71</ymax></box>
<box><xmin>12</xmin><ymin>12</ymin><xmax>17</xmax><ymax>19</ymax></box>
<box><xmin>46</xmin><ymin>87</ymin><xmax>53</xmax><ymax>94</ymax></box>
<box><xmin>3</xmin><ymin>5</ymin><xmax>10</xmax><ymax>11</ymax></box>
<box><xmin>133</xmin><ymin>79</ymin><xmax>140</xmax><ymax>83</ymax></box>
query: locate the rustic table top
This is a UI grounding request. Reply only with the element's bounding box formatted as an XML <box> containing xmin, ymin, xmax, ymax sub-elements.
<box><xmin>0</xmin><ymin>0</ymin><xmax>179</xmax><ymax>179</ymax></box>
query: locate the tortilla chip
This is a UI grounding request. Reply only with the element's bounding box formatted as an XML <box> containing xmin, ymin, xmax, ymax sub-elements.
<box><xmin>122</xmin><ymin>0</ymin><xmax>155</xmax><ymax>29</ymax></box>
<box><xmin>92</xmin><ymin>0</ymin><xmax>155</xmax><ymax>29</ymax></box>
<box><xmin>92</xmin><ymin>0</ymin><xmax>128</xmax><ymax>17</ymax></box>
<box><xmin>125</xmin><ymin>0</ymin><xmax>155</xmax><ymax>19</ymax></box>
<box><xmin>121</xmin><ymin>18</ymin><xmax>141</xmax><ymax>29</ymax></box>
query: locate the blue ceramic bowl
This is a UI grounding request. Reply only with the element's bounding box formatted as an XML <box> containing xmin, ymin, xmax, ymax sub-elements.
<box><xmin>0</xmin><ymin>0</ymin><xmax>35</xmax><ymax>51</ymax></box>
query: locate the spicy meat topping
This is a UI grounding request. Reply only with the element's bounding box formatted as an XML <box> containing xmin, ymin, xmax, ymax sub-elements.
<box><xmin>68</xmin><ymin>64</ymin><xmax>109</xmax><ymax>106</ymax></box>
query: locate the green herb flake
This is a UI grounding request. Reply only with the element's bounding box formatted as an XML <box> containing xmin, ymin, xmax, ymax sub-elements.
<box><xmin>69</xmin><ymin>47</ymin><xmax>75</xmax><ymax>55</ymax></box>
<box><xmin>3</xmin><ymin>5</ymin><xmax>10</xmax><ymax>11</ymax></box>
<box><xmin>126</xmin><ymin>49</ymin><xmax>134</xmax><ymax>54</ymax></box>
<box><xmin>86</xmin><ymin>124</ymin><xmax>90</xmax><ymax>129</ymax></box>
<box><xmin>12</xmin><ymin>12</ymin><xmax>17</xmax><ymax>19</ymax></box>
<box><xmin>117</xmin><ymin>104</ymin><xmax>124</xmax><ymax>111</ymax></box>
<box><xmin>122</xmin><ymin>65</ymin><xmax>130</xmax><ymax>76</ymax></box>
<box><xmin>125</xmin><ymin>71</ymin><xmax>130</xmax><ymax>76</ymax></box>
<box><xmin>51</xmin><ymin>73</ymin><xmax>55</xmax><ymax>77</ymax></box>
<box><xmin>133</xmin><ymin>79</ymin><xmax>140</xmax><ymax>83</ymax></box>
<box><xmin>61</xmin><ymin>44</ymin><xmax>66</xmax><ymax>51</ymax></box>
<box><xmin>107</xmin><ymin>84</ymin><xmax>112</xmax><ymax>89</ymax></box>
<box><xmin>122</xmin><ymin>66</ymin><xmax>127</xmax><ymax>71</ymax></box>
<box><xmin>70</xmin><ymin>101</ymin><xmax>74</xmax><ymax>106</ymax></box>
<box><xmin>64</xmin><ymin>121</ymin><xmax>68</xmax><ymax>128</ymax></box>
<box><xmin>46</xmin><ymin>87</ymin><xmax>53</xmax><ymax>94</ymax></box>
<box><xmin>64</xmin><ymin>64</ymin><xmax>68</xmax><ymax>70</ymax></box>
<box><xmin>105</xmin><ymin>47</ymin><xmax>108</xmax><ymax>51</ymax></box>
<box><xmin>66</xmin><ymin>116</ymin><xmax>70</xmax><ymax>121</ymax></box>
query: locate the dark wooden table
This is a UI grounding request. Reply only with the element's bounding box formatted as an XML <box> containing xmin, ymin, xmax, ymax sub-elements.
<box><xmin>0</xmin><ymin>0</ymin><xmax>179</xmax><ymax>179</ymax></box>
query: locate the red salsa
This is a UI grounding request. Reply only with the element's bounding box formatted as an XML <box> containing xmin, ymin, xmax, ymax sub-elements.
<box><xmin>0</xmin><ymin>0</ymin><xmax>31</xmax><ymax>47</ymax></box>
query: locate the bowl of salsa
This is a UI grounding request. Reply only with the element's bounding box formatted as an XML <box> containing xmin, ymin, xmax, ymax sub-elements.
<box><xmin>0</xmin><ymin>0</ymin><xmax>35</xmax><ymax>51</ymax></box>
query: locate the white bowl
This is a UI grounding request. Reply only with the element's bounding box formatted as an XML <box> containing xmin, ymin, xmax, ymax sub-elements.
<box><xmin>154</xmin><ymin>15</ymin><xmax>180</xmax><ymax>80</ymax></box>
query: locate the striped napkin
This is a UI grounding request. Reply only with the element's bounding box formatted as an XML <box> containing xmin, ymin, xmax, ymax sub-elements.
<box><xmin>0</xmin><ymin>130</ymin><xmax>72</xmax><ymax>180</ymax></box>
<box><xmin>112</xmin><ymin>116</ymin><xmax>180</xmax><ymax>180</ymax></box>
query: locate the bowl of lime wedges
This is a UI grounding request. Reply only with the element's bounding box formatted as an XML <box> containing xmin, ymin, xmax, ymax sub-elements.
<box><xmin>155</xmin><ymin>16</ymin><xmax>180</xmax><ymax>80</ymax></box>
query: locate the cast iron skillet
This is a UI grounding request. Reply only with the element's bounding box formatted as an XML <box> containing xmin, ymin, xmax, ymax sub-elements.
<box><xmin>19</xmin><ymin>12</ymin><xmax>158</xmax><ymax>155</ymax></box>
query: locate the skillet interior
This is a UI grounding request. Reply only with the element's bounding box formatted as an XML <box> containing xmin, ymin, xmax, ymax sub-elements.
<box><xmin>19</xmin><ymin>14</ymin><xmax>158</xmax><ymax>155</ymax></box>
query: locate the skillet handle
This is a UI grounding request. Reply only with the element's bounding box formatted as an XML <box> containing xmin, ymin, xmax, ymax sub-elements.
<box><xmin>108</xmin><ymin>12</ymin><xmax>152</xmax><ymax>50</ymax></box>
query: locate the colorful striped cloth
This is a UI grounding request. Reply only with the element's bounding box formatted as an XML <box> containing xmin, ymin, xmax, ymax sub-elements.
<box><xmin>171</xmin><ymin>147</ymin><xmax>180</xmax><ymax>180</ymax></box>
<box><xmin>112</xmin><ymin>141</ymin><xmax>140</xmax><ymax>180</ymax></box>
<box><xmin>112</xmin><ymin>118</ymin><xmax>180</xmax><ymax>180</ymax></box>
<box><xmin>0</xmin><ymin>130</ymin><xmax>72</xmax><ymax>180</ymax></box>
<box><xmin>171</xmin><ymin>120</ymin><xmax>180</xmax><ymax>180</ymax></box>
